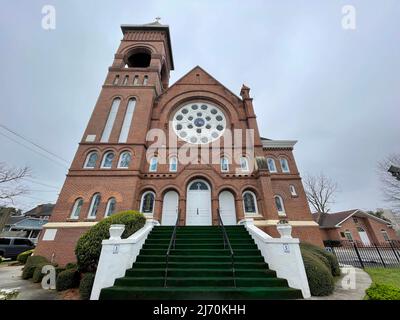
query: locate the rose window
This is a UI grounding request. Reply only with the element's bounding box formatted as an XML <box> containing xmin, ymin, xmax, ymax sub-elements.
<box><xmin>172</xmin><ymin>102</ymin><xmax>226</xmax><ymax>144</ymax></box>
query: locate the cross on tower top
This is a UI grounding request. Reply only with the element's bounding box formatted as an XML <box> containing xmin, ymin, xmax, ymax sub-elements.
<box><xmin>155</xmin><ymin>17</ymin><xmax>161</xmax><ymax>22</ymax></box>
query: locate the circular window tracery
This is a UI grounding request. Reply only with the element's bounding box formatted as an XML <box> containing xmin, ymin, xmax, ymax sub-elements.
<box><xmin>172</xmin><ymin>102</ymin><xmax>226</xmax><ymax>144</ymax></box>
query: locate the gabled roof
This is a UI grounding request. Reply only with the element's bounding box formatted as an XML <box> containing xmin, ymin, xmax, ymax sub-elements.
<box><xmin>313</xmin><ymin>209</ymin><xmax>393</xmax><ymax>228</ymax></box>
<box><xmin>163</xmin><ymin>65</ymin><xmax>241</xmax><ymax>101</ymax></box>
<box><xmin>24</xmin><ymin>203</ymin><xmax>54</xmax><ymax>217</ymax></box>
<box><xmin>11</xmin><ymin>218</ymin><xmax>48</xmax><ymax>230</ymax></box>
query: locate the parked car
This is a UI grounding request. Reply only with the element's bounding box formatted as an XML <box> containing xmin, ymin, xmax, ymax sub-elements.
<box><xmin>0</xmin><ymin>237</ymin><xmax>35</xmax><ymax>259</ymax></box>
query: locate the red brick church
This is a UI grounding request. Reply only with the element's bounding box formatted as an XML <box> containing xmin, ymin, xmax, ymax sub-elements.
<box><xmin>35</xmin><ymin>21</ymin><xmax>322</xmax><ymax>265</ymax></box>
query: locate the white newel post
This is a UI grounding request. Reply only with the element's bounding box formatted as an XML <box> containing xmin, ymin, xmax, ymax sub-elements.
<box><xmin>238</xmin><ymin>218</ymin><xmax>311</xmax><ymax>298</ymax></box>
<box><xmin>90</xmin><ymin>219</ymin><xmax>160</xmax><ymax>300</ymax></box>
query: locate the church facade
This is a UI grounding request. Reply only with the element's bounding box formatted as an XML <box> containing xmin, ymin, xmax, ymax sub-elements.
<box><xmin>35</xmin><ymin>22</ymin><xmax>322</xmax><ymax>265</ymax></box>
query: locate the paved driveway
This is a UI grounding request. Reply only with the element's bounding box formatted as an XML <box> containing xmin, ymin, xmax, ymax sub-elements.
<box><xmin>0</xmin><ymin>264</ymin><xmax>60</xmax><ymax>300</ymax></box>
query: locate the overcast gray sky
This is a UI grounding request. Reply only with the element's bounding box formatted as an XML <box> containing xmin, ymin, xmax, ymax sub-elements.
<box><xmin>1</xmin><ymin>1</ymin><xmax>399</xmax><ymax>213</ymax></box>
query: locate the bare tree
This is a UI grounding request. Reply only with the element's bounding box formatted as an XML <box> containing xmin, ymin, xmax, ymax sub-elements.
<box><xmin>303</xmin><ymin>173</ymin><xmax>338</xmax><ymax>214</ymax></box>
<box><xmin>0</xmin><ymin>162</ymin><xmax>30</xmax><ymax>206</ymax></box>
<box><xmin>377</xmin><ymin>154</ymin><xmax>400</xmax><ymax>213</ymax></box>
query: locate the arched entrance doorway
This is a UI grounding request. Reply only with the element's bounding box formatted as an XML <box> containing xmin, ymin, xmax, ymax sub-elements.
<box><xmin>161</xmin><ymin>190</ymin><xmax>179</xmax><ymax>226</ymax></box>
<box><xmin>218</xmin><ymin>191</ymin><xmax>236</xmax><ymax>225</ymax></box>
<box><xmin>186</xmin><ymin>179</ymin><xmax>212</xmax><ymax>225</ymax></box>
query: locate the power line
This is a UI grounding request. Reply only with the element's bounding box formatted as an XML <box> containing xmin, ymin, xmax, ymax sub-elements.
<box><xmin>0</xmin><ymin>123</ymin><xmax>69</xmax><ymax>164</ymax></box>
<box><xmin>22</xmin><ymin>178</ymin><xmax>60</xmax><ymax>190</ymax></box>
<box><xmin>0</xmin><ymin>131</ymin><xmax>68</xmax><ymax>169</ymax></box>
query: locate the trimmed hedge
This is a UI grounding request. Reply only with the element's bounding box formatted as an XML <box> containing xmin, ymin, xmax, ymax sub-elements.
<box><xmin>301</xmin><ymin>243</ymin><xmax>341</xmax><ymax>276</ymax></box>
<box><xmin>22</xmin><ymin>255</ymin><xmax>49</xmax><ymax>279</ymax></box>
<box><xmin>79</xmin><ymin>273</ymin><xmax>95</xmax><ymax>300</ymax></box>
<box><xmin>17</xmin><ymin>249</ymin><xmax>34</xmax><ymax>264</ymax></box>
<box><xmin>301</xmin><ymin>250</ymin><xmax>335</xmax><ymax>296</ymax></box>
<box><xmin>65</xmin><ymin>262</ymin><xmax>77</xmax><ymax>270</ymax></box>
<box><xmin>75</xmin><ymin>210</ymin><xmax>146</xmax><ymax>272</ymax></box>
<box><xmin>366</xmin><ymin>283</ymin><xmax>400</xmax><ymax>300</ymax></box>
<box><xmin>56</xmin><ymin>269</ymin><xmax>80</xmax><ymax>291</ymax></box>
<box><xmin>32</xmin><ymin>263</ymin><xmax>52</xmax><ymax>283</ymax></box>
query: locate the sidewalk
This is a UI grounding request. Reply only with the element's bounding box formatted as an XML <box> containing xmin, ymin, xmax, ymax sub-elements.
<box><xmin>308</xmin><ymin>267</ymin><xmax>372</xmax><ymax>300</ymax></box>
<box><xmin>0</xmin><ymin>264</ymin><xmax>60</xmax><ymax>300</ymax></box>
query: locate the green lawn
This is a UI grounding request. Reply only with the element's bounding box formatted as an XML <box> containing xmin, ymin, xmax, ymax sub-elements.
<box><xmin>365</xmin><ymin>268</ymin><xmax>400</xmax><ymax>288</ymax></box>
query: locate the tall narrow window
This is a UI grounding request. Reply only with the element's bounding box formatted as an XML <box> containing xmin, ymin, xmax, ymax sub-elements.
<box><xmin>118</xmin><ymin>98</ymin><xmax>136</xmax><ymax>143</ymax></box>
<box><xmin>84</xmin><ymin>151</ymin><xmax>98</xmax><ymax>168</ymax></box>
<box><xmin>122</xmin><ymin>75</ymin><xmax>129</xmax><ymax>85</ymax></box>
<box><xmin>280</xmin><ymin>158</ymin><xmax>290</xmax><ymax>173</ymax></box>
<box><xmin>101</xmin><ymin>151</ymin><xmax>115</xmax><ymax>168</ymax></box>
<box><xmin>240</xmin><ymin>157</ymin><xmax>249</xmax><ymax>172</ymax></box>
<box><xmin>274</xmin><ymin>195</ymin><xmax>286</xmax><ymax>216</ymax></box>
<box><xmin>243</xmin><ymin>191</ymin><xmax>258</xmax><ymax>215</ymax></box>
<box><xmin>169</xmin><ymin>156</ymin><xmax>178</xmax><ymax>172</ymax></box>
<box><xmin>381</xmin><ymin>230</ymin><xmax>390</xmax><ymax>241</ymax></box>
<box><xmin>344</xmin><ymin>230</ymin><xmax>353</xmax><ymax>241</ymax></box>
<box><xmin>105</xmin><ymin>197</ymin><xmax>116</xmax><ymax>217</ymax></box>
<box><xmin>101</xmin><ymin>98</ymin><xmax>120</xmax><ymax>142</ymax></box>
<box><xmin>118</xmin><ymin>151</ymin><xmax>132</xmax><ymax>168</ymax></box>
<box><xmin>70</xmin><ymin>198</ymin><xmax>83</xmax><ymax>219</ymax></box>
<box><xmin>289</xmin><ymin>185</ymin><xmax>297</xmax><ymax>196</ymax></box>
<box><xmin>140</xmin><ymin>191</ymin><xmax>155</xmax><ymax>215</ymax></box>
<box><xmin>133</xmin><ymin>75</ymin><xmax>139</xmax><ymax>85</ymax></box>
<box><xmin>113</xmin><ymin>75</ymin><xmax>119</xmax><ymax>85</ymax></box>
<box><xmin>88</xmin><ymin>193</ymin><xmax>101</xmax><ymax>219</ymax></box>
<box><xmin>149</xmin><ymin>157</ymin><xmax>158</xmax><ymax>172</ymax></box>
<box><xmin>267</xmin><ymin>158</ymin><xmax>277</xmax><ymax>173</ymax></box>
<box><xmin>143</xmin><ymin>75</ymin><xmax>149</xmax><ymax>85</ymax></box>
<box><xmin>220</xmin><ymin>157</ymin><xmax>229</xmax><ymax>172</ymax></box>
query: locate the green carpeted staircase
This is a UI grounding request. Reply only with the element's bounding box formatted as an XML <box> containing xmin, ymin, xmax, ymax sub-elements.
<box><xmin>99</xmin><ymin>225</ymin><xmax>303</xmax><ymax>299</ymax></box>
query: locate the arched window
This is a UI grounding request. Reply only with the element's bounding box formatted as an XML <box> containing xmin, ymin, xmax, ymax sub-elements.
<box><xmin>84</xmin><ymin>151</ymin><xmax>98</xmax><ymax>168</ymax></box>
<box><xmin>122</xmin><ymin>75</ymin><xmax>129</xmax><ymax>85</ymax></box>
<box><xmin>149</xmin><ymin>156</ymin><xmax>158</xmax><ymax>172</ymax></box>
<box><xmin>88</xmin><ymin>193</ymin><xmax>101</xmax><ymax>218</ymax></box>
<box><xmin>289</xmin><ymin>185</ymin><xmax>297</xmax><ymax>196</ymax></box>
<box><xmin>70</xmin><ymin>198</ymin><xmax>83</xmax><ymax>219</ymax></box>
<box><xmin>267</xmin><ymin>158</ymin><xmax>277</xmax><ymax>173</ymax></box>
<box><xmin>274</xmin><ymin>195</ymin><xmax>286</xmax><ymax>216</ymax></box>
<box><xmin>101</xmin><ymin>98</ymin><xmax>120</xmax><ymax>142</ymax></box>
<box><xmin>242</xmin><ymin>191</ymin><xmax>258</xmax><ymax>215</ymax></box>
<box><xmin>143</xmin><ymin>75</ymin><xmax>149</xmax><ymax>85</ymax></box>
<box><xmin>101</xmin><ymin>151</ymin><xmax>115</xmax><ymax>168</ymax></box>
<box><xmin>169</xmin><ymin>156</ymin><xmax>177</xmax><ymax>172</ymax></box>
<box><xmin>133</xmin><ymin>75</ymin><xmax>139</xmax><ymax>85</ymax></box>
<box><xmin>105</xmin><ymin>197</ymin><xmax>116</xmax><ymax>217</ymax></box>
<box><xmin>220</xmin><ymin>157</ymin><xmax>229</xmax><ymax>172</ymax></box>
<box><xmin>240</xmin><ymin>157</ymin><xmax>249</xmax><ymax>172</ymax></box>
<box><xmin>140</xmin><ymin>191</ymin><xmax>155</xmax><ymax>215</ymax></box>
<box><xmin>113</xmin><ymin>75</ymin><xmax>119</xmax><ymax>85</ymax></box>
<box><xmin>118</xmin><ymin>151</ymin><xmax>131</xmax><ymax>168</ymax></box>
<box><xmin>280</xmin><ymin>158</ymin><xmax>290</xmax><ymax>173</ymax></box>
<box><xmin>189</xmin><ymin>180</ymin><xmax>209</xmax><ymax>190</ymax></box>
<box><xmin>381</xmin><ymin>229</ymin><xmax>390</xmax><ymax>241</ymax></box>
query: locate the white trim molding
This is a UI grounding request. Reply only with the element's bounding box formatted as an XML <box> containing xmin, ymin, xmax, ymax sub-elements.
<box><xmin>43</xmin><ymin>222</ymin><xmax>98</xmax><ymax>228</ymax></box>
<box><xmin>254</xmin><ymin>220</ymin><xmax>319</xmax><ymax>227</ymax></box>
<box><xmin>238</xmin><ymin>218</ymin><xmax>311</xmax><ymax>298</ymax></box>
<box><xmin>90</xmin><ymin>218</ymin><xmax>160</xmax><ymax>300</ymax></box>
<box><xmin>262</xmin><ymin>140</ymin><xmax>297</xmax><ymax>149</ymax></box>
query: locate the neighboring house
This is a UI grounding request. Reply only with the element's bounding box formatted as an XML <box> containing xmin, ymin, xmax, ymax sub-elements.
<box><xmin>0</xmin><ymin>204</ymin><xmax>54</xmax><ymax>244</ymax></box>
<box><xmin>0</xmin><ymin>207</ymin><xmax>21</xmax><ymax>232</ymax></box>
<box><xmin>377</xmin><ymin>208</ymin><xmax>400</xmax><ymax>232</ymax></box>
<box><xmin>313</xmin><ymin>209</ymin><xmax>399</xmax><ymax>245</ymax></box>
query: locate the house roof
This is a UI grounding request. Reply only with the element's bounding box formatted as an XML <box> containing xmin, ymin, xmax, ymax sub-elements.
<box><xmin>5</xmin><ymin>216</ymin><xmax>26</xmax><ymax>226</ymax></box>
<box><xmin>11</xmin><ymin>218</ymin><xmax>48</xmax><ymax>230</ymax></box>
<box><xmin>24</xmin><ymin>203</ymin><xmax>54</xmax><ymax>217</ymax></box>
<box><xmin>313</xmin><ymin>209</ymin><xmax>393</xmax><ymax>228</ymax></box>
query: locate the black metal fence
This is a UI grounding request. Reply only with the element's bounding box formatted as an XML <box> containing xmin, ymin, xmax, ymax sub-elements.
<box><xmin>324</xmin><ymin>240</ymin><xmax>400</xmax><ymax>269</ymax></box>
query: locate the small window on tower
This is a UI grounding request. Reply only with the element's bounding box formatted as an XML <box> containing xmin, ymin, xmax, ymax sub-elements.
<box><xmin>143</xmin><ymin>75</ymin><xmax>149</xmax><ymax>85</ymax></box>
<box><xmin>133</xmin><ymin>75</ymin><xmax>140</xmax><ymax>86</ymax></box>
<box><xmin>113</xmin><ymin>75</ymin><xmax>119</xmax><ymax>85</ymax></box>
<box><xmin>123</xmin><ymin>75</ymin><xmax>129</xmax><ymax>85</ymax></box>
